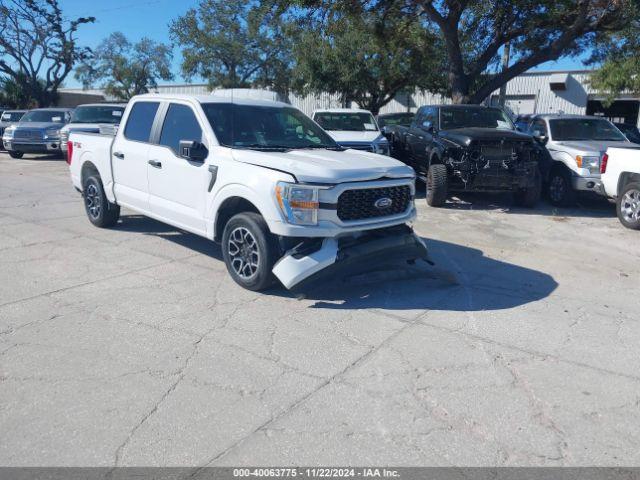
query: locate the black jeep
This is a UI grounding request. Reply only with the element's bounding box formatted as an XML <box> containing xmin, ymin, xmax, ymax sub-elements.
<box><xmin>385</xmin><ymin>105</ymin><xmax>546</xmax><ymax>207</ymax></box>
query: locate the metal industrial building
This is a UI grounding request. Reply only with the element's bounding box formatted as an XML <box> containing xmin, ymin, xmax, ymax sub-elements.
<box><xmin>58</xmin><ymin>69</ymin><xmax>640</xmax><ymax>127</ymax></box>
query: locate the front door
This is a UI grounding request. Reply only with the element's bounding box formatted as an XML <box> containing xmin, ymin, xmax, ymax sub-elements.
<box><xmin>147</xmin><ymin>102</ymin><xmax>208</xmax><ymax>235</ymax></box>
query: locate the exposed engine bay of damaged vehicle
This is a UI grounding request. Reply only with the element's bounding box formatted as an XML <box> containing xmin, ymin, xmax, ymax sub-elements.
<box><xmin>383</xmin><ymin>105</ymin><xmax>548</xmax><ymax>207</ymax></box>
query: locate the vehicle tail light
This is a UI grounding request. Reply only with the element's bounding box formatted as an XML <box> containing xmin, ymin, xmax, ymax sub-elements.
<box><xmin>67</xmin><ymin>141</ymin><xmax>73</xmax><ymax>165</ymax></box>
<box><xmin>600</xmin><ymin>153</ymin><xmax>608</xmax><ymax>174</ymax></box>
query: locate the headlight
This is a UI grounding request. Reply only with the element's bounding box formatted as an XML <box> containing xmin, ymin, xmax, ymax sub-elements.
<box><xmin>576</xmin><ymin>155</ymin><xmax>600</xmax><ymax>174</ymax></box>
<box><xmin>3</xmin><ymin>126</ymin><xmax>15</xmax><ymax>138</ymax></box>
<box><xmin>45</xmin><ymin>128</ymin><xmax>60</xmax><ymax>140</ymax></box>
<box><xmin>275</xmin><ymin>182</ymin><xmax>319</xmax><ymax>226</ymax></box>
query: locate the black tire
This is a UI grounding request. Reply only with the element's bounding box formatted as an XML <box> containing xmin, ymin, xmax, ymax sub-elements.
<box><xmin>222</xmin><ymin>212</ymin><xmax>280</xmax><ymax>291</ymax></box>
<box><xmin>83</xmin><ymin>175</ymin><xmax>120</xmax><ymax>228</ymax></box>
<box><xmin>616</xmin><ymin>182</ymin><xmax>640</xmax><ymax>230</ymax></box>
<box><xmin>8</xmin><ymin>150</ymin><xmax>23</xmax><ymax>159</ymax></box>
<box><xmin>426</xmin><ymin>163</ymin><xmax>448</xmax><ymax>207</ymax></box>
<box><xmin>547</xmin><ymin>167</ymin><xmax>575</xmax><ymax>206</ymax></box>
<box><xmin>514</xmin><ymin>168</ymin><xmax>542</xmax><ymax>208</ymax></box>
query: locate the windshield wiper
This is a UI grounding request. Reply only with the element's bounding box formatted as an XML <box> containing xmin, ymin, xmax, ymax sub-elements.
<box><xmin>234</xmin><ymin>144</ymin><xmax>292</xmax><ymax>152</ymax></box>
<box><xmin>297</xmin><ymin>144</ymin><xmax>345</xmax><ymax>151</ymax></box>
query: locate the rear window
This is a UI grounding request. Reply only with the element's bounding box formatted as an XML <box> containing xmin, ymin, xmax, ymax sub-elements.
<box><xmin>124</xmin><ymin>102</ymin><xmax>160</xmax><ymax>142</ymax></box>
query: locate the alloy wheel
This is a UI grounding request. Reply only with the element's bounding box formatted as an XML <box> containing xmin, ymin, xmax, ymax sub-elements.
<box><xmin>85</xmin><ymin>183</ymin><xmax>101</xmax><ymax>219</ymax></box>
<box><xmin>227</xmin><ymin>227</ymin><xmax>260</xmax><ymax>279</ymax></box>
<box><xmin>620</xmin><ymin>188</ymin><xmax>640</xmax><ymax>223</ymax></box>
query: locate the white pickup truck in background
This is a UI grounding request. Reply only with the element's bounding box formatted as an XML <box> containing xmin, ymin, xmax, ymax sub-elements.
<box><xmin>67</xmin><ymin>94</ymin><xmax>426</xmax><ymax>291</ymax></box>
<box><xmin>601</xmin><ymin>146</ymin><xmax>640</xmax><ymax>230</ymax></box>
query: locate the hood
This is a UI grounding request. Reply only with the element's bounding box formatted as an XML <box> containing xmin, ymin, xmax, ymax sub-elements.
<box><xmin>231</xmin><ymin>148</ymin><xmax>414</xmax><ymax>183</ymax></box>
<box><xmin>325</xmin><ymin>131</ymin><xmax>384</xmax><ymax>144</ymax></box>
<box><xmin>439</xmin><ymin>128</ymin><xmax>532</xmax><ymax>147</ymax></box>
<box><xmin>553</xmin><ymin>140</ymin><xmax>632</xmax><ymax>155</ymax></box>
<box><xmin>14</xmin><ymin>122</ymin><xmax>66</xmax><ymax>130</ymax></box>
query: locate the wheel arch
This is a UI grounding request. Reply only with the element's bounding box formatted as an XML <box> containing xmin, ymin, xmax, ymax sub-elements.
<box><xmin>80</xmin><ymin>160</ymin><xmax>100</xmax><ymax>189</ymax></box>
<box><xmin>618</xmin><ymin>172</ymin><xmax>640</xmax><ymax>195</ymax></box>
<box><xmin>214</xmin><ymin>196</ymin><xmax>263</xmax><ymax>242</ymax></box>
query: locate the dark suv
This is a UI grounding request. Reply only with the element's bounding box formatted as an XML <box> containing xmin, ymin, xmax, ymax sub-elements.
<box><xmin>387</xmin><ymin>105</ymin><xmax>545</xmax><ymax>207</ymax></box>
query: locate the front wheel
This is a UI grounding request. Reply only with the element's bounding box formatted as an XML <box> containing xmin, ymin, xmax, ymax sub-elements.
<box><xmin>222</xmin><ymin>212</ymin><xmax>279</xmax><ymax>291</ymax></box>
<box><xmin>514</xmin><ymin>169</ymin><xmax>542</xmax><ymax>208</ymax></box>
<box><xmin>83</xmin><ymin>175</ymin><xmax>120</xmax><ymax>228</ymax></box>
<box><xmin>8</xmin><ymin>150</ymin><xmax>23</xmax><ymax>159</ymax></box>
<box><xmin>547</xmin><ymin>168</ymin><xmax>575</xmax><ymax>206</ymax></box>
<box><xmin>426</xmin><ymin>163</ymin><xmax>448</xmax><ymax>207</ymax></box>
<box><xmin>616</xmin><ymin>182</ymin><xmax>640</xmax><ymax>230</ymax></box>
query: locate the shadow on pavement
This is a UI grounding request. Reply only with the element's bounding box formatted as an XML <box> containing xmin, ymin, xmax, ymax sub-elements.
<box><xmin>114</xmin><ymin>215</ymin><xmax>557</xmax><ymax>312</ymax></box>
<box><xmin>270</xmin><ymin>237</ymin><xmax>558</xmax><ymax>312</ymax></box>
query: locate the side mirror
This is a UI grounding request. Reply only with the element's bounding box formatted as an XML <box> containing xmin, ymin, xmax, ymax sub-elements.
<box><xmin>179</xmin><ymin>140</ymin><xmax>208</xmax><ymax>162</ymax></box>
<box><xmin>532</xmin><ymin>130</ymin><xmax>548</xmax><ymax>145</ymax></box>
<box><xmin>422</xmin><ymin>120</ymin><xmax>435</xmax><ymax>133</ymax></box>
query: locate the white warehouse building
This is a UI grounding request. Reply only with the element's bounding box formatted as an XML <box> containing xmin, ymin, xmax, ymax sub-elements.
<box><xmin>58</xmin><ymin>69</ymin><xmax>640</xmax><ymax>127</ymax></box>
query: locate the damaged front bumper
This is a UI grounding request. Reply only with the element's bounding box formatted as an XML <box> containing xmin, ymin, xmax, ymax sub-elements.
<box><xmin>272</xmin><ymin>225</ymin><xmax>429</xmax><ymax>291</ymax></box>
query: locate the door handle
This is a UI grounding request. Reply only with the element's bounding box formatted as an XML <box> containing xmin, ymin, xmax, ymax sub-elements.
<box><xmin>113</xmin><ymin>151</ymin><xmax>124</xmax><ymax>159</ymax></box>
<box><xmin>148</xmin><ymin>159</ymin><xmax>162</xmax><ymax>168</ymax></box>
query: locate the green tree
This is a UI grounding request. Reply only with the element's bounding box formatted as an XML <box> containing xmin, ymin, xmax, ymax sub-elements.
<box><xmin>589</xmin><ymin>17</ymin><xmax>640</xmax><ymax>105</ymax></box>
<box><xmin>297</xmin><ymin>0</ymin><xmax>635</xmax><ymax>104</ymax></box>
<box><xmin>0</xmin><ymin>74</ymin><xmax>48</xmax><ymax>108</ymax></box>
<box><xmin>75</xmin><ymin>32</ymin><xmax>174</xmax><ymax>101</ymax></box>
<box><xmin>170</xmin><ymin>0</ymin><xmax>292</xmax><ymax>93</ymax></box>
<box><xmin>290</xmin><ymin>6</ymin><xmax>445</xmax><ymax>114</ymax></box>
<box><xmin>0</xmin><ymin>0</ymin><xmax>94</xmax><ymax>107</ymax></box>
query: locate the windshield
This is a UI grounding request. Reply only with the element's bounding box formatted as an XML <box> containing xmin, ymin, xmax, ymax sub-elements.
<box><xmin>1</xmin><ymin>111</ymin><xmax>24</xmax><ymax>122</ymax></box>
<box><xmin>313</xmin><ymin>112</ymin><xmax>378</xmax><ymax>132</ymax></box>
<box><xmin>202</xmin><ymin>103</ymin><xmax>338</xmax><ymax>150</ymax></box>
<box><xmin>616</xmin><ymin>124</ymin><xmax>640</xmax><ymax>143</ymax></box>
<box><xmin>440</xmin><ymin>107</ymin><xmax>514</xmax><ymax>130</ymax></box>
<box><xmin>378</xmin><ymin>113</ymin><xmax>415</xmax><ymax>128</ymax></box>
<box><xmin>71</xmin><ymin>106</ymin><xmax>124</xmax><ymax>124</ymax></box>
<box><xmin>21</xmin><ymin>110</ymin><xmax>68</xmax><ymax>123</ymax></box>
<box><xmin>549</xmin><ymin>118</ymin><xmax>627</xmax><ymax>142</ymax></box>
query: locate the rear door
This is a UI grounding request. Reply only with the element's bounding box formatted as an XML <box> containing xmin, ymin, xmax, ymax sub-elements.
<box><xmin>111</xmin><ymin>101</ymin><xmax>160</xmax><ymax>213</ymax></box>
<box><xmin>147</xmin><ymin>101</ymin><xmax>208</xmax><ymax>234</ymax></box>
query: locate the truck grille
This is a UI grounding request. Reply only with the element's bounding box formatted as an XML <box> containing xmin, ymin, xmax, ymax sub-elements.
<box><xmin>337</xmin><ymin>185</ymin><xmax>412</xmax><ymax>221</ymax></box>
<box><xmin>478</xmin><ymin>140</ymin><xmax>532</xmax><ymax>166</ymax></box>
<box><xmin>13</xmin><ymin>129</ymin><xmax>42</xmax><ymax>141</ymax></box>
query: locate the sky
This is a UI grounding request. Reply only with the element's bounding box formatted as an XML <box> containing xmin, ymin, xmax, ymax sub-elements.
<box><xmin>59</xmin><ymin>0</ymin><xmax>592</xmax><ymax>89</ymax></box>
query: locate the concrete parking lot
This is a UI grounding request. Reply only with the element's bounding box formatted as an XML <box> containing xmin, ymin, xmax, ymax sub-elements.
<box><xmin>1</xmin><ymin>152</ymin><xmax>639</xmax><ymax>467</ymax></box>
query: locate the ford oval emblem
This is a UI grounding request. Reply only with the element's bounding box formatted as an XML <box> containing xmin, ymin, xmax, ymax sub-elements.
<box><xmin>374</xmin><ymin>197</ymin><xmax>393</xmax><ymax>209</ymax></box>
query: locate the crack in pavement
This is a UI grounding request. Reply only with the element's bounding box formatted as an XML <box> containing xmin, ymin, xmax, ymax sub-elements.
<box><xmin>195</xmin><ymin>305</ymin><xmax>432</xmax><ymax>470</ymax></box>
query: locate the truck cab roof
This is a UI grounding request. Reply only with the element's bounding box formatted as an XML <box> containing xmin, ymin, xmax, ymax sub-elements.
<box><xmin>133</xmin><ymin>93</ymin><xmax>291</xmax><ymax>109</ymax></box>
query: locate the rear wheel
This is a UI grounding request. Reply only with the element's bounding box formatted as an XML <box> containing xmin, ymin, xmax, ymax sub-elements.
<box><xmin>426</xmin><ymin>163</ymin><xmax>448</xmax><ymax>207</ymax></box>
<box><xmin>8</xmin><ymin>150</ymin><xmax>23</xmax><ymax>159</ymax></box>
<box><xmin>83</xmin><ymin>175</ymin><xmax>120</xmax><ymax>228</ymax></box>
<box><xmin>616</xmin><ymin>182</ymin><xmax>640</xmax><ymax>230</ymax></box>
<box><xmin>222</xmin><ymin>212</ymin><xmax>279</xmax><ymax>291</ymax></box>
<box><xmin>514</xmin><ymin>168</ymin><xmax>542</xmax><ymax>208</ymax></box>
<box><xmin>547</xmin><ymin>168</ymin><xmax>575</xmax><ymax>206</ymax></box>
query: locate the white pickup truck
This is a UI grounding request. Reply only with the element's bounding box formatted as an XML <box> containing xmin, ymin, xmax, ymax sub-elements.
<box><xmin>67</xmin><ymin>94</ymin><xmax>426</xmax><ymax>291</ymax></box>
<box><xmin>601</xmin><ymin>146</ymin><xmax>640</xmax><ymax>230</ymax></box>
